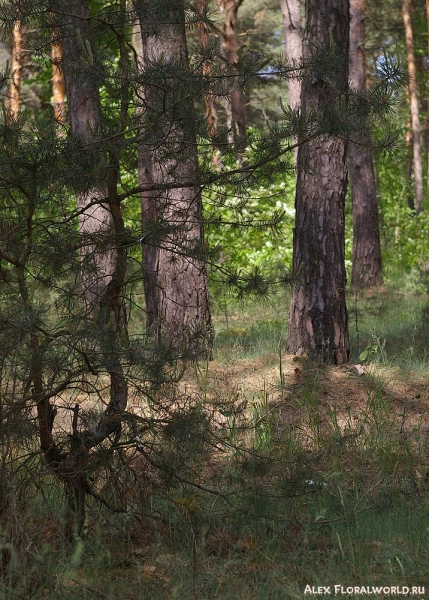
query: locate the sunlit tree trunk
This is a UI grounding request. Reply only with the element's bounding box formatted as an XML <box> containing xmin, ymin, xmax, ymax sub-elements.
<box><xmin>348</xmin><ymin>0</ymin><xmax>382</xmax><ymax>288</ymax></box>
<box><xmin>281</xmin><ymin>0</ymin><xmax>302</xmax><ymax>165</ymax></box>
<box><xmin>286</xmin><ymin>0</ymin><xmax>350</xmax><ymax>365</ymax></box>
<box><xmin>281</xmin><ymin>0</ymin><xmax>302</xmax><ymax>110</ymax></box>
<box><xmin>218</xmin><ymin>0</ymin><xmax>246</xmax><ymax>152</ymax></box>
<box><xmin>51</xmin><ymin>40</ymin><xmax>66</xmax><ymax>126</ymax></box>
<box><xmin>136</xmin><ymin>0</ymin><xmax>212</xmax><ymax>352</ymax></box>
<box><xmin>10</xmin><ymin>16</ymin><xmax>22</xmax><ymax>119</ymax></box>
<box><xmin>402</xmin><ymin>0</ymin><xmax>424</xmax><ymax>214</ymax></box>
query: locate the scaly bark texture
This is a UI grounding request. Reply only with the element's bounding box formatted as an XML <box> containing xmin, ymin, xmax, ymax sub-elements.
<box><xmin>286</xmin><ymin>0</ymin><xmax>350</xmax><ymax>365</ymax></box>
<box><xmin>348</xmin><ymin>0</ymin><xmax>382</xmax><ymax>288</ymax></box>
<box><xmin>136</xmin><ymin>0</ymin><xmax>212</xmax><ymax>351</ymax></box>
<box><xmin>59</xmin><ymin>0</ymin><xmax>116</xmax><ymax>314</ymax></box>
<box><xmin>281</xmin><ymin>0</ymin><xmax>302</xmax><ymax>110</ymax></box>
<box><xmin>218</xmin><ymin>0</ymin><xmax>246</xmax><ymax>151</ymax></box>
<box><xmin>10</xmin><ymin>16</ymin><xmax>22</xmax><ymax>119</ymax></box>
<box><xmin>402</xmin><ymin>0</ymin><xmax>424</xmax><ymax>214</ymax></box>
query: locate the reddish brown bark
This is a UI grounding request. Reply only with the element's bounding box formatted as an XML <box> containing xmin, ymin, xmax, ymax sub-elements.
<box><xmin>51</xmin><ymin>40</ymin><xmax>66</xmax><ymax>126</ymax></box>
<box><xmin>348</xmin><ymin>0</ymin><xmax>382</xmax><ymax>288</ymax></box>
<box><xmin>10</xmin><ymin>18</ymin><xmax>22</xmax><ymax>119</ymax></box>
<box><xmin>286</xmin><ymin>0</ymin><xmax>350</xmax><ymax>365</ymax></box>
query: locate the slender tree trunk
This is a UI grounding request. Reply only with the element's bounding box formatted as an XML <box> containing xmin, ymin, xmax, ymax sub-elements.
<box><xmin>51</xmin><ymin>39</ymin><xmax>66</xmax><ymax>126</ymax></box>
<box><xmin>197</xmin><ymin>0</ymin><xmax>219</xmax><ymax>136</ymax></box>
<box><xmin>405</xmin><ymin>121</ymin><xmax>415</xmax><ymax>210</ymax></box>
<box><xmin>219</xmin><ymin>0</ymin><xmax>246</xmax><ymax>152</ymax></box>
<box><xmin>348</xmin><ymin>0</ymin><xmax>382</xmax><ymax>288</ymax></box>
<box><xmin>280</xmin><ymin>0</ymin><xmax>302</xmax><ymax>110</ymax></box>
<box><xmin>136</xmin><ymin>0</ymin><xmax>212</xmax><ymax>352</ymax></box>
<box><xmin>426</xmin><ymin>0</ymin><xmax>429</xmax><ymax>178</ymax></box>
<box><xmin>10</xmin><ymin>17</ymin><xmax>22</xmax><ymax>119</ymax></box>
<box><xmin>281</xmin><ymin>0</ymin><xmax>302</xmax><ymax>165</ymax></box>
<box><xmin>131</xmin><ymin>10</ymin><xmax>159</xmax><ymax>335</ymax></box>
<box><xmin>57</xmin><ymin>0</ymin><xmax>128</xmax><ymax>536</ymax></box>
<box><xmin>402</xmin><ymin>0</ymin><xmax>424</xmax><ymax>214</ymax></box>
<box><xmin>286</xmin><ymin>0</ymin><xmax>350</xmax><ymax>365</ymax></box>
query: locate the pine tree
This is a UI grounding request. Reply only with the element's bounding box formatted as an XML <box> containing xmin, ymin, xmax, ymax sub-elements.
<box><xmin>402</xmin><ymin>0</ymin><xmax>424</xmax><ymax>213</ymax></box>
<box><xmin>348</xmin><ymin>0</ymin><xmax>382</xmax><ymax>289</ymax></box>
<box><xmin>286</xmin><ymin>0</ymin><xmax>351</xmax><ymax>364</ymax></box>
<box><xmin>134</xmin><ymin>0</ymin><xmax>213</xmax><ymax>352</ymax></box>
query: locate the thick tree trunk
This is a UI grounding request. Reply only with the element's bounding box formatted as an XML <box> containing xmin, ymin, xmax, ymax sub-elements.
<box><xmin>60</xmin><ymin>0</ymin><xmax>116</xmax><ymax>315</ymax></box>
<box><xmin>402</xmin><ymin>0</ymin><xmax>424</xmax><ymax>214</ymax></box>
<box><xmin>219</xmin><ymin>0</ymin><xmax>246</xmax><ymax>151</ymax></box>
<box><xmin>348</xmin><ymin>0</ymin><xmax>382</xmax><ymax>288</ymax></box>
<box><xmin>280</xmin><ymin>0</ymin><xmax>302</xmax><ymax>110</ymax></box>
<box><xmin>286</xmin><ymin>0</ymin><xmax>350</xmax><ymax>365</ymax></box>
<box><xmin>10</xmin><ymin>17</ymin><xmax>22</xmax><ymax>119</ymax></box>
<box><xmin>136</xmin><ymin>0</ymin><xmax>212</xmax><ymax>352</ymax></box>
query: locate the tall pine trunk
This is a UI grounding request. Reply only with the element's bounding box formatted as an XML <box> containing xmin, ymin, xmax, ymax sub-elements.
<box><xmin>57</xmin><ymin>0</ymin><xmax>128</xmax><ymax>536</ymax></box>
<box><xmin>286</xmin><ymin>0</ymin><xmax>350</xmax><ymax>365</ymax></box>
<box><xmin>136</xmin><ymin>0</ymin><xmax>212</xmax><ymax>353</ymax></box>
<box><xmin>60</xmin><ymin>0</ymin><xmax>116</xmax><ymax>315</ymax></box>
<box><xmin>348</xmin><ymin>0</ymin><xmax>382</xmax><ymax>288</ymax></box>
<box><xmin>51</xmin><ymin>38</ymin><xmax>66</xmax><ymax>126</ymax></box>
<box><xmin>402</xmin><ymin>0</ymin><xmax>424</xmax><ymax>214</ymax></box>
<box><xmin>281</xmin><ymin>0</ymin><xmax>302</xmax><ymax>165</ymax></box>
<box><xmin>197</xmin><ymin>0</ymin><xmax>219</xmax><ymax>136</ymax></box>
<box><xmin>219</xmin><ymin>0</ymin><xmax>246</xmax><ymax>152</ymax></box>
<box><xmin>10</xmin><ymin>14</ymin><xmax>22</xmax><ymax>119</ymax></box>
<box><xmin>281</xmin><ymin>0</ymin><xmax>302</xmax><ymax>110</ymax></box>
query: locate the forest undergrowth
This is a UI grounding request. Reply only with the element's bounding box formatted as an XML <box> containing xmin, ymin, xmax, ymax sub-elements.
<box><xmin>3</xmin><ymin>286</ymin><xmax>429</xmax><ymax>600</ymax></box>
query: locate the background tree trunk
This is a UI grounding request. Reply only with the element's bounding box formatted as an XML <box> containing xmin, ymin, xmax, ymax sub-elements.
<box><xmin>60</xmin><ymin>0</ymin><xmax>116</xmax><ymax>315</ymax></box>
<box><xmin>134</xmin><ymin>10</ymin><xmax>159</xmax><ymax>336</ymax></box>
<box><xmin>197</xmin><ymin>0</ymin><xmax>219</xmax><ymax>136</ymax></box>
<box><xmin>51</xmin><ymin>39</ymin><xmax>66</xmax><ymax>126</ymax></box>
<box><xmin>348</xmin><ymin>0</ymin><xmax>382</xmax><ymax>288</ymax></box>
<box><xmin>219</xmin><ymin>0</ymin><xmax>246</xmax><ymax>152</ymax></box>
<box><xmin>286</xmin><ymin>0</ymin><xmax>350</xmax><ymax>365</ymax></box>
<box><xmin>137</xmin><ymin>0</ymin><xmax>212</xmax><ymax>352</ymax></box>
<box><xmin>57</xmin><ymin>0</ymin><xmax>128</xmax><ymax>536</ymax></box>
<box><xmin>10</xmin><ymin>16</ymin><xmax>22</xmax><ymax>119</ymax></box>
<box><xmin>281</xmin><ymin>0</ymin><xmax>302</xmax><ymax>165</ymax></box>
<box><xmin>280</xmin><ymin>0</ymin><xmax>302</xmax><ymax>110</ymax></box>
<box><xmin>402</xmin><ymin>0</ymin><xmax>424</xmax><ymax>214</ymax></box>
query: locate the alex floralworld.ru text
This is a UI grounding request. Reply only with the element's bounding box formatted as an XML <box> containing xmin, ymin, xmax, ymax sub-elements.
<box><xmin>304</xmin><ymin>585</ymin><xmax>425</xmax><ymax>596</ymax></box>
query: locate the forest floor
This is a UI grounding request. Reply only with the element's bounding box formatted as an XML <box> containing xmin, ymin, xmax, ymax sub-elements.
<box><xmin>9</xmin><ymin>287</ymin><xmax>429</xmax><ymax>599</ymax></box>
